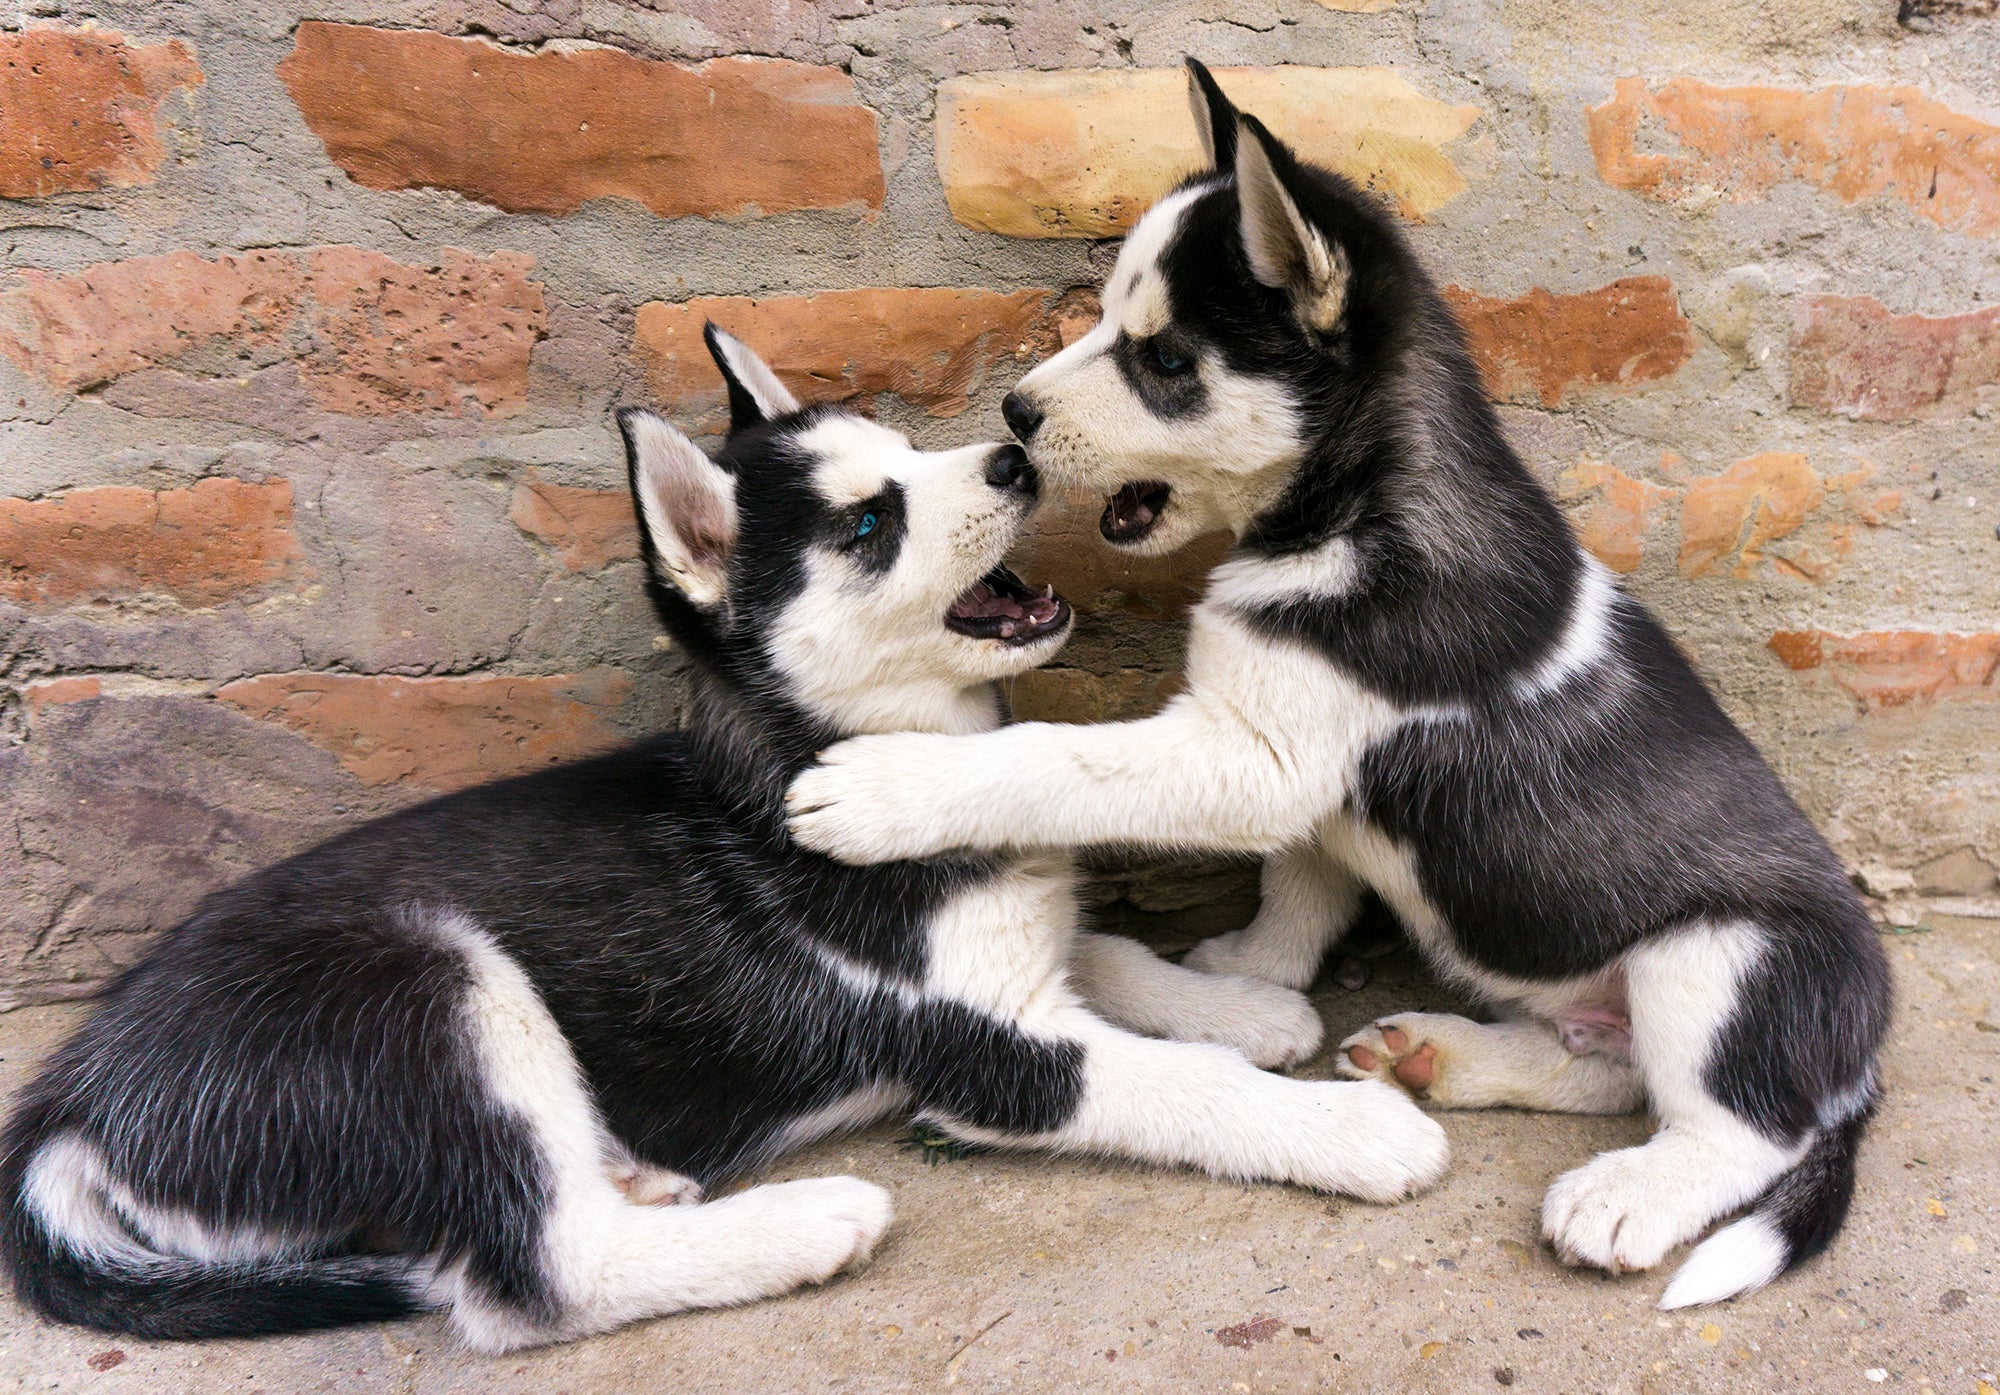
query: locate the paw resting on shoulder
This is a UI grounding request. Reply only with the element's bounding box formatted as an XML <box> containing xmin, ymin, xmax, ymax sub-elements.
<box><xmin>785</xmin><ymin>734</ymin><xmax>967</xmax><ymax>863</ymax></box>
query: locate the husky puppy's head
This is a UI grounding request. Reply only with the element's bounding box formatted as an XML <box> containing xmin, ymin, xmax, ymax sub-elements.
<box><xmin>1003</xmin><ymin>59</ymin><xmax>1450</xmax><ymax>556</ymax></box>
<box><xmin>617</xmin><ymin>326</ymin><xmax>1071</xmax><ymax>738</ymax></box>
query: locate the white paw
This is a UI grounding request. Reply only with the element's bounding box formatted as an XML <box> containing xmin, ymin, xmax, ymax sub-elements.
<box><xmin>1203</xmin><ymin>977</ymin><xmax>1325</xmax><ymax>1069</ymax></box>
<box><xmin>1182</xmin><ymin>930</ymin><xmax>1316</xmax><ymax>990</ymax></box>
<box><xmin>1542</xmin><ymin>1146</ymin><xmax>1705</xmax><ymax>1274</ymax></box>
<box><xmin>785</xmin><ymin>735</ymin><xmax>963</xmax><ymax>864</ymax></box>
<box><xmin>1279</xmin><ymin>1079</ymin><xmax>1450</xmax><ymax>1203</ymax></box>
<box><xmin>745</xmin><ymin>1176</ymin><xmax>896</xmax><ymax>1288</ymax></box>
<box><xmin>613</xmin><ymin>1162</ymin><xmax>705</xmax><ymax>1206</ymax></box>
<box><xmin>1334</xmin><ymin>1014</ymin><xmax>1457</xmax><ymax>1101</ymax></box>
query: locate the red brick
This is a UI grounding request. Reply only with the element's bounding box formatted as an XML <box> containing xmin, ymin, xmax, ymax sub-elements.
<box><xmin>635</xmin><ymin>288</ymin><xmax>1059</xmax><ymax>427</ymax></box>
<box><xmin>1443</xmin><ymin>277</ymin><xmax>1693</xmax><ymax>407</ymax></box>
<box><xmin>1589</xmin><ymin>78</ymin><xmax>2000</xmax><ymax>238</ymax></box>
<box><xmin>509</xmin><ymin>473</ymin><xmax>638</xmax><ymax>572</ymax></box>
<box><xmin>1769</xmin><ymin>630</ymin><xmax>2000</xmax><ymax>709</ymax></box>
<box><xmin>0</xmin><ymin>247</ymin><xmax>546</xmax><ymax>416</ymax></box>
<box><xmin>1790</xmin><ymin>295</ymin><xmax>2000</xmax><ymax>421</ymax></box>
<box><xmin>0</xmin><ymin>478</ymin><xmax>300</xmax><ymax>609</ymax></box>
<box><xmin>215</xmin><ymin>670</ymin><xmax>633</xmax><ymax>790</ymax></box>
<box><xmin>0</xmin><ymin>28</ymin><xmax>202</xmax><ymax>199</ymax></box>
<box><xmin>23</xmin><ymin>676</ymin><xmax>102</xmax><ymax>713</ymax></box>
<box><xmin>279</xmin><ymin>24</ymin><xmax>883</xmax><ymax>220</ymax></box>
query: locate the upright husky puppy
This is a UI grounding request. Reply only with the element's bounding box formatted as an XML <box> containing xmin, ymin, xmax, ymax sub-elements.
<box><xmin>787</xmin><ymin>62</ymin><xmax>1891</xmax><ymax>1309</ymax></box>
<box><xmin>1</xmin><ymin>326</ymin><xmax>1444</xmax><ymax>1352</ymax></box>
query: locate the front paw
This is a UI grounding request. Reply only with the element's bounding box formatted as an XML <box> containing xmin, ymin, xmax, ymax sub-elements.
<box><xmin>785</xmin><ymin>735</ymin><xmax>962</xmax><ymax>864</ymax></box>
<box><xmin>1203</xmin><ymin>978</ymin><xmax>1326</xmax><ymax>1069</ymax></box>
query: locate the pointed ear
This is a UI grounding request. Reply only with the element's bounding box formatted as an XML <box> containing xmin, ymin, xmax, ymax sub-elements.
<box><xmin>704</xmin><ymin>323</ymin><xmax>800</xmax><ymax>431</ymax></box>
<box><xmin>1184</xmin><ymin>57</ymin><xmax>1238</xmax><ymax>171</ymax></box>
<box><xmin>1234</xmin><ymin>114</ymin><xmax>1351</xmax><ymax>334</ymax></box>
<box><xmin>617</xmin><ymin>408</ymin><xmax>737</xmax><ymax>608</ymax></box>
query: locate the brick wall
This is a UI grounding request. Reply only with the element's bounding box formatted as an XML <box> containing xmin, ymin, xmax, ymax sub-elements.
<box><xmin>1</xmin><ymin>2</ymin><xmax>1995</xmax><ymax>1005</ymax></box>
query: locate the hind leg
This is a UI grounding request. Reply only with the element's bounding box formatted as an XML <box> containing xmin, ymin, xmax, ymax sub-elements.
<box><xmin>1183</xmin><ymin>842</ymin><xmax>1359</xmax><ymax>990</ymax></box>
<box><xmin>1069</xmin><ymin>931</ymin><xmax>1324</xmax><ymax>1069</ymax></box>
<box><xmin>1335</xmin><ymin>1013</ymin><xmax>1644</xmax><ymax>1113</ymax></box>
<box><xmin>1540</xmin><ymin>927</ymin><xmax>1802</xmax><ymax>1275</ymax></box>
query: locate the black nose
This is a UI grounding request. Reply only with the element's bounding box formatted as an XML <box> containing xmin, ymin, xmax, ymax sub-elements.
<box><xmin>985</xmin><ymin>444</ymin><xmax>1038</xmax><ymax>496</ymax></box>
<box><xmin>1001</xmin><ymin>391</ymin><xmax>1044</xmax><ymax>443</ymax></box>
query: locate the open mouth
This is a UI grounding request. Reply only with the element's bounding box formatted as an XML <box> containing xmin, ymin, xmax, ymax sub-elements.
<box><xmin>945</xmin><ymin>565</ymin><xmax>1071</xmax><ymax>645</ymax></box>
<box><xmin>1101</xmin><ymin>481</ymin><xmax>1171</xmax><ymax>544</ymax></box>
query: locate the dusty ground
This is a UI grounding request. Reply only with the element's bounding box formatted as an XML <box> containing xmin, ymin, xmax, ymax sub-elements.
<box><xmin>0</xmin><ymin>912</ymin><xmax>1992</xmax><ymax>1395</ymax></box>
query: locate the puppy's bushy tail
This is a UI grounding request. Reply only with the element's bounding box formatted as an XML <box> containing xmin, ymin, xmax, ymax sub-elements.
<box><xmin>1658</xmin><ymin>1105</ymin><xmax>1870</xmax><ymax>1310</ymax></box>
<box><xmin>2</xmin><ymin>1108</ymin><xmax>425</xmax><ymax>1341</ymax></box>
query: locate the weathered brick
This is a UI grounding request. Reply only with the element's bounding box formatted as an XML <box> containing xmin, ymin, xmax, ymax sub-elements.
<box><xmin>215</xmin><ymin>671</ymin><xmax>634</xmax><ymax>790</ymax></box>
<box><xmin>0</xmin><ymin>478</ymin><xmax>300</xmax><ymax>609</ymax></box>
<box><xmin>1009</xmin><ymin>667</ymin><xmax>1181</xmax><ymax>725</ymax></box>
<box><xmin>1557</xmin><ymin>458</ymin><xmax>1678</xmax><ymax>574</ymax></box>
<box><xmin>510</xmin><ymin>473</ymin><xmax>639</xmax><ymax>572</ymax></box>
<box><xmin>1589</xmin><ymin>78</ymin><xmax>2000</xmax><ymax>238</ymax></box>
<box><xmin>1443</xmin><ymin>277</ymin><xmax>1693</xmax><ymax>407</ymax></box>
<box><xmin>0</xmin><ymin>28</ymin><xmax>202</xmax><ymax>199</ymax></box>
<box><xmin>1790</xmin><ymin>295</ymin><xmax>2000</xmax><ymax>421</ymax></box>
<box><xmin>1016</xmin><ymin>498</ymin><xmax>1233</xmax><ymax>620</ymax></box>
<box><xmin>279</xmin><ymin>24</ymin><xmax>884</xmax><ymax>220</ymax></box>
<box><xmin>0</xmin><ymin>247</ymin><xmax>546</xmax><ymax>416</ymax></box>
<box><xmin>635</xmin><ymin>288</ymin><xmax>1059</xmax><ymax>426</ymax></box>
<box><xmin>936</xmin><ymin>67</ymin><xmax>1478</xmax><ymax>238</ymax></box>
<box><xmin>22</xmin><ymin>676</ymin><xmax>101</xmax><ymax>713</ymax></box>
<box><xmin>1679</xmin><ymin>453</ymin><xmax>1896</xmax><ymax>582</ymax></box>
<box><xmin>1769</xmin><ymin>630</ymin><xmax>2000</xmax><ymax>709</ymax></box>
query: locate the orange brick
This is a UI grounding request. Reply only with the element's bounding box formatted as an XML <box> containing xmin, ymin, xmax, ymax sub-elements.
<box><xmin>1769</xmin><ymin>631</ymin><xmax>2000</xmax><ymax>709</ymax></box>
<box><xmin>1589</xmin><ymin>78</ymin><xmax>2000</xmax><ymax>238</ymax></box>
<box><xmin>0</xmin><ymin>478</ymin><xmax>300</xmax><ymax>609</ymax></box>
<box><xmin>1557</xmin><ymin>459</ymin><xmax>1678</xmax><ymax>573</ymax></box>
<box><xmin>635</xmin><ymin>288</ymin><xmax>1059</xmax><ymax>427</ymax></box>
<box><xmin>215</xmin><ymin>671</ymin><xmax>633</xmax><ymax>790</ymax></box>
<box><xmin>279</xmin><ymin>25</ymin><xmax>884</xmax><ymax>220</ymax></box>
<box><xmin>0</xmin><ymin>247</ymin><xmax>546</xmax><ymax>416</ymax></box>
<box><xmin>1791</xmin><ymin>295</ymin><xmax>2000</xmax><ymax>421</ymax></box>
<box><xmin>1443</xmin><ymin>277</ymin><xmax>1693</xmax><ymax>407</ymax></box>
<box><xmin>509</xmin><ymin>473</ymin><xmax>639</xmax><ymax>572</ymax></box>
<box><xmin>0</xmin><ymin>28</ymin><xmax>202</xmax><ymax>199</ymax></box>
<box><xmin>22</xmin><ymin>677</ymin><xmax>102</xmax><ymax>713</ymax></box>
<box><xmin>1678</xmin><ymin>454</ymin><xmax>1893</xmax><ymax>582</ymax></box>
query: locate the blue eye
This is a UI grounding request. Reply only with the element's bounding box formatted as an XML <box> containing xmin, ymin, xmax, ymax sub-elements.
<box><xmin>855</xmin><ymin>512</ymin><xmax>878</xmax><ymax>538</ymax></box>
<box><xmin>1150</xmin><ymin>341</ymin><xmax>1191</xmax><ymax>375</ymax></box>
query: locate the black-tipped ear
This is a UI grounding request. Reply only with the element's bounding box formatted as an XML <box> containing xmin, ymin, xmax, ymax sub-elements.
<box><xmin>1234</xmin><ymin>114</ymin><xmax>1351</xmax><ymax>333</ymax></box>
<box><xmin>703</xmin><ymin>322</ymin><xmax>801</xmax><ymax>431</ymax></box>
<box><xmin>616</xmin><ymin>406</ymin><xmax>738</xmax><ymax>608</ymax></box>
<box><xmin>1185</xmin><ymin>57</ymin><xmax>1239</xmax><ymax>172</ymax></box>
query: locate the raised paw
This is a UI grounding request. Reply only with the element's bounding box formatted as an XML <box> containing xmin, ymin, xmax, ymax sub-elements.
<box><xmin>1278</xmin><ymin>1079</ymin><xmax>1450</xmax><ymax>1203</ymax></box>
<box><xmin>1336</xmin><ymin>1015</ymin><xmax>1451</xmax><ymax>1099</ymax></box>
<box><xmin>784</xmin><ymin>735</ymin><xmax>964</xmax><ymax>864</ymax></box>
<box><xmin>613</xmin><ymin>1161</ymin><xmax>705</xmax><ymax>1206</ymax></box>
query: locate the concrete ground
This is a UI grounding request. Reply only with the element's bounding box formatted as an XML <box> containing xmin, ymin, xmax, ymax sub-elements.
<box><xmin>0</xmin><ymin>913</ymin><xmax>1992</xmax><ymax>1395</ymax></box>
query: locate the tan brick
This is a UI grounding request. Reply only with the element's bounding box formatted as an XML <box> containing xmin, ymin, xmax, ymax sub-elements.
<box><xmin>279</xmin><ymin>24</ymin><xmax>883</xmax><ymax>220</ymax></box>
<box><xmin>1443</xmin><ymin>277</ymin><xmax>1693</xmax><ymax>407</ymax></box>
<box><xmin>937</xmin><ymin>67</ymin><xmax>1478</xmax><ymax>238</ymax></box>
<box><xmin>635</xmin><ymin>288</ymin><xmax>1059</xmax><ymax>427</ymax></box>
<box><xmin>1790</xmin><ymin>295</ymin><xmax>2000</xmax><ymax>421</ymax></box>
<box><xmin>1678</xmin><ymin>453</ymin><xmax>1897</xmax><ymax>582</ymax></box>
<box><xmin>1588</xmin><ymin>78</ymin><xmax>2000</xmax><ymax>238</ymax></box>
<box><xmin>1769</xmin><ymin>630</ymin><xmax>2000</xmax><ymax>709</ymax></box>
<box><xmin>0</xmin><ymin>478</ymin><xmax>300</xmax><ymax>609</ymax></box>
<box><xmin>1557</xmin><ymin>458</ymin><xmax>1678</xmax><ymax>574</ymax></box>
<box><xmin>509</xmin><ymin>472</ymin><xmax>639</xmax><ymax>572</ymax></box>
<box><xmin>0</xmin><ymin>28</ymin><xmax>202</xmax><ymax>199</ymax></box>
<box><xmin>215</xmin><ymin>670</ymin><xmax>633</xmax><ymax>790</ymax></box>
<box><xmin>1009</xmin><ymin>667</ymin><xmax>1182</xmax><ymax>725</ymax></box>
<box><xmin>0</xmin><ymin>247</ymin><xmax>545</xmax><ymax>416</ymax></box>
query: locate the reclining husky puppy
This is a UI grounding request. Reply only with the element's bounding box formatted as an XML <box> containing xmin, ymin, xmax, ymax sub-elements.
<box><xmin>0</xmin><ymin>326</ymin><xmax>1445</xmax><ymax>1352</ymax></box>
<box><xmin>786</xmin><ymin>62</ymin><xmax>1891</xmax><ymax>1309</ymax></box>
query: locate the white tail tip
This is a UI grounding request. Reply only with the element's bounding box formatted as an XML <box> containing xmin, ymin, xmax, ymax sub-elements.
<box><xmin>1660</xmin><ymin>1213</ymin><xmax>1787</xmax><ymax>1310</ymax></box>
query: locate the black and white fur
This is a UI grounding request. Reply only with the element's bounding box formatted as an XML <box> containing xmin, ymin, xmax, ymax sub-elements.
<box><xmin>785</xmin><ymin>61</ymin><xmax>1891</xmax><ymax>1309</ymax></box>
<box><xmin>1</xmin><ymin>325</ymin><xmax>1447</xmax><ymax>1351</ymax></box>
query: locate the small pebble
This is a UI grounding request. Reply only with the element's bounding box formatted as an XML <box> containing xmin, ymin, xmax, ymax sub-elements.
<box><xmin>1494</xmin><ymin>1368</ymin><xmax>1516</xmax><ymax>1387</ymax></box>
<box><xmin>1517</xmin><ymin>1327</ymin><xmax>1543</xmax><ymax>1340</ymax></box>
<box><xmin>1332</xmin><ymin>956</ymin><xmax>1369</xmax><ymax>991</ymax></box>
